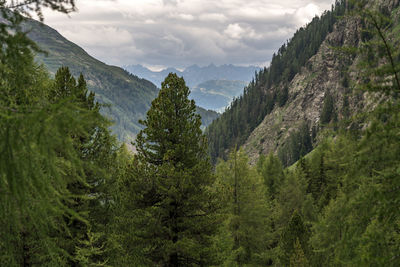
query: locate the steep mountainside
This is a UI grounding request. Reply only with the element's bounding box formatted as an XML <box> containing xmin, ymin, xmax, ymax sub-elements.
<box><xmin>245</xmin><ymin>0</ymin><xmax>400</xmax><ymax>165</ymax></box>
<box><xmin>25</xmin><ymin>19</ymin><xmax>219</xmax><ymax>141</ymax></box>
<box><xmin>244</xmin><ymin>15</ymin><xmax>362</xmax><ymax>164</ymax></box>
<box><xmin>206</xmin><ymin>0</ymin><xmax>347</xmax><ymax>163</ymax></box>
<box><xmin>207</xmin><ymin>0</ymin><xmax>400</xmax><ymax>165</ymax></box>
<box><xmin>25</xmin><ymin>18</ymin><xmax>157</xmax><ymax>141</ymax></box>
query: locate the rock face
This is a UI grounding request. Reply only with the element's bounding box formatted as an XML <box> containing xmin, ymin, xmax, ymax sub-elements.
<box><xmin>244</xmin><ymin>0</ymin><xmax>400</xmax><ymax>164</ymax></box>
<box><xmin>243</xmin><ymin>15</ymin><xmax>366</xmax><ymax>163</ymax></box>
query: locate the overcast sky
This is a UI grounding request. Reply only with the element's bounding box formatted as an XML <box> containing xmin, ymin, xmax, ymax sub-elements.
<box><xmin>42</xmin><ymin>0</ymin><xmax>335</xmax><ymax>70</ymax></box>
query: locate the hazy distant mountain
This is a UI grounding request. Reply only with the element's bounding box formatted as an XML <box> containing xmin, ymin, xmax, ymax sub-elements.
<box><xmin>124</xmin><ymin>64</ymin><xmax>259</xmax><ymax>88</ymax></box>
<box><xmin>190</xmin><ymin>80</ymin><xmax>248</xmax><ymax>111</ymax></box>
<box><xmin>125</xmin><ymin>64</ymin><xmax>259</xmax><ymax>111</ymax></box>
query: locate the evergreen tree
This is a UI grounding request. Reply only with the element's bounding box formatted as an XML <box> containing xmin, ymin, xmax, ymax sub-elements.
<box><xmin>320</xmin><ymin>91</ymin><xmax>335</xmax><ymax>124</ymax></box>
<box><xmin>257</xmin><ymin>152</ymin><xmax>284</xmax><ymax>199</ymax></box>
<box><xmin>290</xmin><ymin>238</ymin><xmax>309</xmax><ymax>267</ymax></box>
<box><xmin>279</xmin><ymin>211</ymin><xmax>310</xmax><ymax>266</ymax></box>
<box><xmin>50</xmin><ymin>66</ymin><xmax>116</xmax><ymax>266</ymax></box>
<box><xmin>129</xmin><ymin>73</ymin><xmax>219</xmax><ymax>266</ymax></box>
<box><xmin>277</xmin><ymin>86</ymin><xmax>289</xmax><ymax>107</ymax></box>
<box><xmin>0</xmin><ymin>53</ymin><xmax>99</xmax><ymax>266</ymax></box>
<box><xmin>214</xmin><ymin>149</ymin><xmax>270</xmax><ymax>266</ymax></box>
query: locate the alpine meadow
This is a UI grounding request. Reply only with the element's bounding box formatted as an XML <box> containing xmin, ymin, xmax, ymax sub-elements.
<box><xmin>1</xmin><ymin>0</ymin><xmax>400</xmax><ymax>266</ymax></box>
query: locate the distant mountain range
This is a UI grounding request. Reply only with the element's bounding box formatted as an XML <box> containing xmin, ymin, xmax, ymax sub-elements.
<box><xmin>124</xmin><ymin>64</ymin><xmax>259</xmax><ymax>88</ymax></box>
<box><xmin>191</xmin><ymin>80</ymin><xmax>248</xmax><ymax>112</ymax></box>
<box><xmin>124</xmin><ymin>64</ymin><xmax>260</xmax><ymax>111</ymax></box>
<box><xmin>24</xmin><ymin>19</ymin><xmax>219</xmax><ymax>142</ymax></box>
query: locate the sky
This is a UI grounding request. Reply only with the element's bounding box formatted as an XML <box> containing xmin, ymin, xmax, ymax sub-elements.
<box><xmin>42</xmin><ymin>0</ymin><xmax>335</xmax><ymax>70</ymax></box>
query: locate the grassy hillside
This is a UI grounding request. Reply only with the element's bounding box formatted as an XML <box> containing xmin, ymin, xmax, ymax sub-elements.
<box><xmin>24</xmin><ymin>19</ymin><xmax>219</xmax><ymax>141</ymax></box>
<box><xmin>24</xmin><ymin>18</ymin><xmax>158</xmax><ymax>141</ymax></box>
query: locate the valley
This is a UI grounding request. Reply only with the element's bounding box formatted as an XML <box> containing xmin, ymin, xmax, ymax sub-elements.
<box><xmin>25</xmin><ymin>19</ymin><xmax>219</xmax><ymax>142</ymax></box>
<box><xmin>1</xmin><ymin>0</ymin><xmax>400</xmax><ymax>266</ymax></box>
<box><xmin>125</xmin><ymin>64</ymin><xmax>259</xmax><ymax>112</ymax></box>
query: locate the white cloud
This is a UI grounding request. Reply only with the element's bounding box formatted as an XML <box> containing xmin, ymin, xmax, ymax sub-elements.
<box><xmin>176</xmin><ymin>13</ymin><xmax>195</xmax><ymax>21</ymax></box>
<box><xmin>295</xmin><ymin>3</ymin><xmax>322</xmax><ymax>26</ymax></box>
<box><xmin>62</xmin><ymin>26</ymin><xmax>133</xmax><ymax>47</ymax></box>
<box><xmin>224</xmin><ymin>23</ymin><xmax>245</xmax><ymax>39</ymax></box>
<box><xmin>41</xmin><ymin>0</ymin><xmax>335</xmax><ymax>67</ymax></box>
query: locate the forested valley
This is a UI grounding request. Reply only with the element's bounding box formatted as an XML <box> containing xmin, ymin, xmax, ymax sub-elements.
<box><xmin>1</xmin><ymin>0</ymin><xmax>400</xmax><ymax>266</ymax></box>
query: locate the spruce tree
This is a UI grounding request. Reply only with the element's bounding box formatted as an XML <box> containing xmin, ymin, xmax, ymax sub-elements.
<box><xmin>130</xmin><ymin>73</ymin><xmax>219</xmax><ymax>266</ymax></box>
<box><xmin>320</xmin><ymin>91</ymin><xmax>335</xmax><ymax>124</ymax></box>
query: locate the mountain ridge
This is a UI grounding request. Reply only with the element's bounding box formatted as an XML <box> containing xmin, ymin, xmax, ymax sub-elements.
<box><xmin>24</xmin><ymin>18</ymin><xmax>219</xmax><ymax>141</ymax></box>
<box><xmin>206</xmin><ymin>0</ymin><xmax>346</xmax><ymax>164</ymax></box>
<box><xmin>207</xmin><ymin>0</ymin><xmax>400</xmax><ymax>165</ymax></box>
<box><xmin>124</xmin><ymin>64</ymin><xmax>260</xmax><ymax>88</ymax></box>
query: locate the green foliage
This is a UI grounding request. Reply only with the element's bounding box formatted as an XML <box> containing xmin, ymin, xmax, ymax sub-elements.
<box><xmin>277</xmin><ymin>86</ymin><xmax>289</xmax><ymax>107</ymax></box>
<box><xmin>49</xmin><ymin>66</ymin><xmax>119</xmax><ymax>266</ymax></box>
<box><xmin>290</xmin><ymin>238</ymin><xmax>309</xmax><ymax>267</ymax></box>
<box><xmin>278</xmin><ymin>211</ymin><xmax>310</xmax><ymax>266</ymax></box>
<box><xmin>350</xmin><ymin>0</ymin><xmax>400</xmax><ymax>96</ymax></box>
<box><xmin>0</xmin><ymin>8</ymin><xmax>82</xmax><ymax>264</ymax></box>
<box><xmin>320</xmin><ymin>91</ymin><xmax>335</xmax><ymax>124</ymax></box>
<box><xmin>278</xmin><ymin>121</ymin><xmax>313</xmax><ymax>167</ymax></box>
<box><xmin>214</xmin><ymin>149</ymin><xmax>271</xmax><ymax>266</ymax></box>
<box><xmin>257</xmin><ymin>153</ymin><xmax>284</xmax><ymax>199</ymax></box>
<box><xmin>122</xmin><ymin>73</ymin><xmax>219</xmax><ymax>266</ymax></box>
<box><xmin>2</xmin><ymin>1</ymin><xmax>400</xmax><ymax>266</ymax></box>
<box><xmin>0</xmin><ymin>5</ymin><xmax>120</xmax><ymax>264</ymax></box>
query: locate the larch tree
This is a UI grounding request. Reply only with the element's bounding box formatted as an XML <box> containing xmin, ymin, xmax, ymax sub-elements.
<box><xmin>214</xmin><ymin>149</ymin><xmax>270</xmax><ymax>266</ymax></box>
<box><xmin>50</xmin><ymin>66</ymin><xmax>117</xmax><ymax>266</ymax></box>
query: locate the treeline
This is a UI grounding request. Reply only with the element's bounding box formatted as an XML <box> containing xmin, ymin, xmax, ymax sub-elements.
<box><xmin>206</xmin><ymin>0</ymin><xmax>347</xmax><ymax>163</ymax></box>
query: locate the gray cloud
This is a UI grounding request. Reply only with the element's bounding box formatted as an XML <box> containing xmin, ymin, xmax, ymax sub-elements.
<box><xmin>42</xmin><ymin>0</ymin><xmax>335</xmax><ymax>69</ymax></box>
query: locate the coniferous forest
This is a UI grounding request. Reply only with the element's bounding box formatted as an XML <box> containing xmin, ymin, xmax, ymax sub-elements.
<box><xmin>1</xmin><ymin>0</ymin><xmax>400</xmax><ymax>266</ymax></box>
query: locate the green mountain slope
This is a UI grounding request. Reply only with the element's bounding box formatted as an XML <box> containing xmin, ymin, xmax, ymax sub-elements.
<box><xmin>24</xmin><ymin>19</ymin><xmax>219</xmax><ymax>142</ymax></box>
<box><xmin>24</xmin><ymin>18</ymin><xmax>158</xmax><ymax>141</ymax></box>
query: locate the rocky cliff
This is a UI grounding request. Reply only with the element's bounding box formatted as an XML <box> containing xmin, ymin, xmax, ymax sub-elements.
<box><xmin>243</xmin><ymin>0</ymin><xmax>400</xmax><ymax>164</ymax></box>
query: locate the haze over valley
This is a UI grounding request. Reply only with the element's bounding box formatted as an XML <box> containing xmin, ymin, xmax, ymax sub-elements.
<box><xmin>124</xmin><ymin>64</ymin><xmax>259</xmax><ymax>111</ymax></box>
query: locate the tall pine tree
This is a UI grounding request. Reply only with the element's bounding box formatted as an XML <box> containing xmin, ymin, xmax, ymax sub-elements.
<box><xmin>129</xmin><ymin>73</ymin><xmax>219</xmax><ymax>266</ymax></box>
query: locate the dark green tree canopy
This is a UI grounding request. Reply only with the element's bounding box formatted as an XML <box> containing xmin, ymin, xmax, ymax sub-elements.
<box><xmin>136</xmin><ymin>72</ymin><xmax>205</xmax><ymax>168</ymax></box>
<box><xmin>131</xmin><ymin>73</ymin><xmax>219</xmax><ymax>266</ymax></box>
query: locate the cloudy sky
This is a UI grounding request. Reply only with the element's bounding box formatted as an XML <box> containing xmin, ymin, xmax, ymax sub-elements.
<box><xmin>42</xmin><ymin>0</ymin><xmax>335</xmax><ymax>70</ymax></box>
